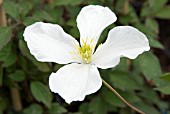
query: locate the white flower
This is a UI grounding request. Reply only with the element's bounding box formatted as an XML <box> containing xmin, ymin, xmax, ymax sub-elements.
<box><xmin>23</xmin><ymin>5</ymin><xmax>150</xmax><ymax>104</ymax></box>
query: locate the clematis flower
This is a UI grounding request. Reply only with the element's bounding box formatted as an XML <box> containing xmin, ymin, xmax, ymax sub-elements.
<box><xmin>23</xmin><ymin>5</ymin><xmax>150</xmax><ymax>104</ymax></box>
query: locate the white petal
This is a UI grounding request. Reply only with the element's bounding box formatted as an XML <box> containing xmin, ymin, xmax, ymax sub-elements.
<box><xmin>49</xmin><ymin>63</ymin><xmax>102</xmax><ymax>103</ymax></box>
<box><xmin>77</xmin><ymin>5</ymin><xmax>117</xmax><ymax>47</ymax></box>
<box><xmin>23</xmin><ymin>22</ymin><xmax>81</xmax><ymax>64</ymax></box>
<box><xmin>93</xmin><ymin>26</ymin><xmax>150</xmax><ymax>69</ymax></box>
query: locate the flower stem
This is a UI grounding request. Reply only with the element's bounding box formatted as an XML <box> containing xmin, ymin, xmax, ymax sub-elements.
<box><xmin>102</xmin><ymin>79</ymin><xmax>145</xmax><ymax>114</ymax></box>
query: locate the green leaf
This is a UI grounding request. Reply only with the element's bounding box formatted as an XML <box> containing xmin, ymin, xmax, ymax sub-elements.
<box><xmin>140</xmin><ymin>1</ymin><xmax>153</xmax><ymax>17</ymax></box>
<box><xmin>160</xmin><ymin>73</ymin><xmax>170</xmax><ymax>82</ymax></box>
<box><xmin>30</xmin><ymin>81</ymin><xmax>52</xmax><ymax>108</ymax></box>
<box><xmin>109</xmin><ymin>70</ymin><xmax>142</xmax><ymax>91</ymax></box>
<box><xmin>67</xmin><ymin>113</ymin><xmax>81</xmax><ymax>114</ymax></box>
<box><xmin>149</xmin><ymin>0</ymin><xmax>168</xmax><ymax>11</ymax></box>
<box><xmin>145</xmin><ymin>18</ymin><xmax>159</xmax><ymax>34</ymax></box>
<box><xmin>66</xmin><ymin>7</ymin><xmax>80</xmax><ymax>18</ymax></box>
<box><xmin>66</xmin><ymin>18</ymin><xmax>77</xmax><ymax>27</ymax></box>
<box><xmin>104</xmin><ymin>90</ymin><xmax>125</xmax><ymax>107</ymax></box>
<box><xmin>47</xmin><ymin>103</ymin><xmax>67</xmax><ymax>114</ymax></box>
<box><xmin>8</xmin><ymin>70</ymin><xmax>25</xmax><ymax>82</ymax></box>
<box><xmin>104</xmin><ymin>90</ymin><xmax>140</xmax><ymax>108</ymax></box>
<box><xmin>53</xmin><ymin>0</ymin><xmax>83</xmax><ymax>6</ymax></box>
<box><xmin>19</xmin><ymin>40</ymin><xmax>51</xmax><ymax>72</ymax></box>
<box><xmin>0</xmin><ymin>43</ymin><xmax>16</xmax><ymax>67</ymax></box>
<box><xmin>115</xmin><ymin>0</ymin><xmax>126</xmax><ymax>13</ymax></box>
<box><xmin>120</xmin><ymin>92</ymin><xmax>141</xmax><ymax>103</ymax></box>
<box><xmin>49</xmin><ymin>7</ymin><xmax>64</xmax><ymax>24</ymax></box>
<box><xmin>154</xmin><ymin>6</ymin><xmax>170</xmax><ymax>19</ymax></box>
<box><xmin>157</xmin><ymin>101</ymin><xmax>169</xmax><ymax>111</ymax></box>
<box><xmin>3</xmin><ymin>0</ymin><xmax>19</xmax><ymax>20</ymax></box>
<box><xmin>68</xmin><ymin>28</ymin><xmax>79</xmax><ymax>38</ymax></box>
<box><xmin>139</xmin><ymin>87</ymin><xmax>160</xmax><ymax>104</ymax></box>
<box><xmin>32</xmin><ymin>11</ymin><xmax>54</xmax><ymax>22</ymax></box>
<box><xmin>23</xmin><ymin>104</ymin><xmax>43</xmax><ymax>114</ymax></box>
<box><xmin>149</xmin><ymin>38</ymin><xmax>164</xmax><ymax>49</ymax></box>
<box><xmin>23</xmin><ymin>17</ymin><xmax>40</xmax><ymax>26</ymax></box>
<box><xmin>141</xmin><ymin>0</ymin><xmax>168</xmax><ymax>17</ymax></box>
<box><xmin>134</xmin><ymin>23</ymin><xmax>157</xmax><ymax>39</ymax></box>
<box><xmin>114</xmin><ymin>58</ymin><xmax>129</xmax><ymax>72</ymax></box>
<box><xmin>0</xmin><ymin>27</ymin><xmax>12</xmax><ymax>50</ymax></box>
<box><xmin>133</xmin><ymin>52</ymin><xmax>162</xmax><ymax>80</ymax></box>
<box><xmin>155</xmin><ymin>84</ymin><xmax>170</xmax><ymax>95</ymax></box>
<box><xmin>79</xmin><ymin>103</ymin><xmax>90</xmax><ymax>114</ymax></box>
<box><xmin>89</xmin><ymin>97</ymin><xmax>106</xmax><ymax>114</ymax></box>
<box><xmin>18</xmin><ymin>1</ymin><xmax>33</xmax><ymax>19</ymax></box>
<box><xmin>135</xmin><ymin>102</ymin><xmax>160</xmax><ymax>114</ymax></box>
<box><xmin>119</xmin><ymin>6</ymin><xmax>139</xmax><ymax>24</ymax></box>
<box><xmin>119</xmin><ymin>109</ymin><xmax>133</xmax><ymax>114</ymax></box>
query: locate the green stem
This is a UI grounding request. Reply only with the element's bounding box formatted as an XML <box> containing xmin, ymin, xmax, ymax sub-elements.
<box><xmin>102</xmin><ymin>79</ymin><xmax>145</xmax><ymax>114</ymax></box>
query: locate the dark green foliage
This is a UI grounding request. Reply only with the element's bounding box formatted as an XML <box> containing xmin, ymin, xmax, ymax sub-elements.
<box><xmin>156</xmin><ymin>73</ymin><xmax>170</xmax><ymax>95</ymax></box>
<box><xmin>8</xmin><ymin>70</ymin><xmax>25</xmax><ymax>82</ymax></box>
<box><xmin>0</xmin><ymin>27</ymin><xmax>11</xmax><ymax>50</ymax></box>
<box><xmin>0</xmin><ymin>0</ymin><xmax>170</xmax><ymax>114</ymax></box>
<box><xmin>30</xmin><ymin>81</ymin><xmax>53</xmax><ymax>108</ymax></box>
<box><xmin>160</xmin><ymin>73</ymin><xmax>170</xmax><ymax>82</ymax></box>
<box><xmin>47</xmin><ymin>103</ymin><xmax>67</xmax><ymax>114</ymax></box>
<box><xmin>23</xmin><ymin>104</ymin><xmax>43</xmax><ymax>114</ymax></box>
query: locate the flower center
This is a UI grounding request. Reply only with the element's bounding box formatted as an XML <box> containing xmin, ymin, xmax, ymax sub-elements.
<box><xmin>78</xmin><ymin>43</ymin><xmax>92</xmax><ymax>63</ymax></box>
<box><xmin>70</xmin><ymin>38</ymin><xmax>94</xmax><ymax>64</ymax></box>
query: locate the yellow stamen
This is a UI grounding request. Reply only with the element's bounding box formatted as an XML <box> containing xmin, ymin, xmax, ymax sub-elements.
<box><xmin>69</xmin><ymin>38</ymin><xmax>95</xmax><ymax>63</ymax></box>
